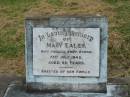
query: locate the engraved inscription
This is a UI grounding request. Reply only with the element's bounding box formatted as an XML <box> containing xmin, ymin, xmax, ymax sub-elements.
<box><xmin>33</xmin><ymin>28</ymin><xmax>100</xmax><ymax>77</ymax></box>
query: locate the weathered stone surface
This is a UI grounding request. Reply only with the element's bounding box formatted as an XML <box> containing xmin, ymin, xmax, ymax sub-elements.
<box><xmin>4</xmin><ymin>82</ymin><xmax>129</xmax><ymax>97</ymax></box>
<box><xmin>25</xmin><ymin>16</ymin><xmax>108</xmax><ymax>92</ymax></box>
<box><xmin>26</xmin><ymin>82</ymin><xmax>106</xmax><ymax>93</ymax></box>
<box><xmin>0</xmin><ymin>74</ymin><xmax>23</xmax><ymax>97</ymax></box>
<box><xmin>33</xmin><ymin>28</ymin><xmax>100</xmax><ymax>77</ymax></box>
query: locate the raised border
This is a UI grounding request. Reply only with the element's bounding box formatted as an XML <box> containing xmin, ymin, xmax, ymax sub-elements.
<box><xmin>25</xmin><ymin>16</ymin><xmax>108</xmax><ymax>92</ymax></box>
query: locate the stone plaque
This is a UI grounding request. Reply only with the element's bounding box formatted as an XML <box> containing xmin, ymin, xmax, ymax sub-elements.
<box><xmin>33</xmin><ymin>28</ymin><xmax>100</xmax><ymax>77</ymax></box>
<box><xmin>25</xmin><ymin>16</ymin><xmax>108</xmax><ymax>92</ymax></box>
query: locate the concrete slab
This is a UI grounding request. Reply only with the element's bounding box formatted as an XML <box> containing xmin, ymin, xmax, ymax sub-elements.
<box><xmin>3</xmin><ymin>82</ymin><xmax>128</xmax><ymax>97</ymax></box>
<box><xmin>0</xmin><ymin>74</ymin><xmax>23</xmax><ymax>97</ymax></box>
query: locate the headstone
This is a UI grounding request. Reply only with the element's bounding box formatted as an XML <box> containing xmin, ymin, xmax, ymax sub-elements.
<box><xmin>25</xmin><ymin>16</ymin><xmax>108</xmax><ymax>92</ymax></box>
<box><xmin>3</xmin><ymin>16</ymin><xmax>129</xmax><ymax>97</ymax></box>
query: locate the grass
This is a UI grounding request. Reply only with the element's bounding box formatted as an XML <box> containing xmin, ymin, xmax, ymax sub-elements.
<box><xmin>47</xmin><ymin>0</ymin><xmax>63</xmax><ymax>6</ymax></box>
<box><xmin>0</xmin><ymin>0</ymin><xmax>37</xmax><ymax>5</ymax></box>
<box><xmin>0</xmin><ymin>0</ymin><xmax>39</xmax><ymax>57</ymax></box>
<box><xmin>108</xmin><ymin>0</ymin><xmax>130</xmax><ymax>77</ymax></box>
<box><xmin>0</xmin><ymin>0</ymin><xmax>39</xmax><ymax>76</ymax></box>
<box><xmin>0</xmin><ymin>0</ymin><xmax>130</xmax><ymax>77</ymax></box>
<box><xmin>103</xmin><ymin>0</ymin><xmax>118</xmax><ymax>4</ymax></box>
